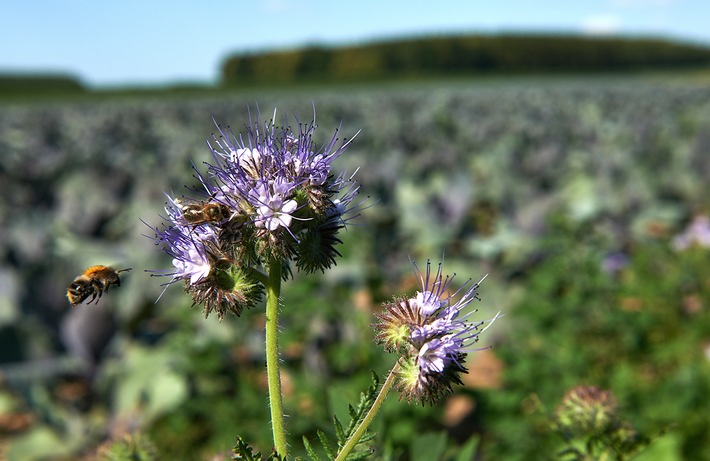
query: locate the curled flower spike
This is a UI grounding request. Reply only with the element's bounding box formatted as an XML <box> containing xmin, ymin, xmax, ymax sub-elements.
<box><xmin>146</xmin><ymin>107</ymin><xmax>361</xmax><ymax>318</ymax></box>
<box><xmin>374</xmin><ymin>259</ymin><xmax>500</xmax><ymax>404</ymax></box>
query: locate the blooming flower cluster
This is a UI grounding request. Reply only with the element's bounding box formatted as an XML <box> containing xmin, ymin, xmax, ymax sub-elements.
<box><xmin>374</xmin><ymin>260</ymin><xmax>499</xmax><ymax>404</ymax></box>
<box><xmin>149</xmin><ymin>109</ymin><xmax>361</xmax><ymax>319</ymax></box>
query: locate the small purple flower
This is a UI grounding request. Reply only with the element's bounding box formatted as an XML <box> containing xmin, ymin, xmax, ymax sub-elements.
<box><xmin>230</xmin><ymin>146</ymin><xmax>262</xmax><ymax>173</ymax></box>
<box><xmin>601</xmin><ymin>251</ymin><xmax>629</xmax><ymax>275</ymax></box>
<box><xmin>417</xmin><ymin>337</ymin><xmax>458</xmax><ymax>374</ymax></box>
<box><xmin>672</xmin><ymin>215</ymin><xmax>710</xmax><ymax>251</ymax></box>
<box><xmin>251</xmin><ymin>181</ymin><xmax>299</xmax><ymax>231</ymax></box>
<box><xmin>173</xmin><ymin>242</ymin><xmax>212</xmax><ymax>285</ymax></box>
<box><xmin>374</xmin><ymin>259</ymin><xmax>500</xmax><ymax>404</ymax></box>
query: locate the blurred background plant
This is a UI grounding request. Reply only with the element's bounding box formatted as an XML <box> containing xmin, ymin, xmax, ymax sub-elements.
<box><xmin>550</xmin><ymin>385</ymin><xmax>649</xmax><ymax>461</ymax></box>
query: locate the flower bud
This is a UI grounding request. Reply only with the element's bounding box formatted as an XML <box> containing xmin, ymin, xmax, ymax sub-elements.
<box><xmin>555</xmin><ymin>385</ymin><xmax>618</xmax><ymax>437</ymax></box>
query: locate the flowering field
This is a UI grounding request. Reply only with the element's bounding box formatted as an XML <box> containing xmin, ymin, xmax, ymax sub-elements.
<box><xmin>1</xmin><ymin>77</ymin><xmax>710</xmax><ymax>460</ymax></box>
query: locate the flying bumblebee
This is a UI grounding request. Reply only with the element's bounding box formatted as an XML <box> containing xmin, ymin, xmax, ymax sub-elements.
<box><xmin>67</xmin><ymin>265</ymin><xmax>132</xmax><ymax>305</ymax></box>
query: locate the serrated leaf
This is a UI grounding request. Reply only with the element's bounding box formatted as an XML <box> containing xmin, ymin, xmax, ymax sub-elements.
<box><xmin>317</xmin><ymin>429</ymin><xmax>336</xmax><ymax>459</ymax></box>
<box><xmin>342</xmin><ymin>372</ymin><xmax>379</xmax><ymax>440</ymax></box>
<box><xmin>309</xmin><ymin>372</ymin><xmax>380</xmax><ymax>461</ymax></box>
<box><xmin>347</xmin><ymin>449</ymin><xmax>376</xmax><ymax>461</ymax></box>
<box><xmin>358</xmin><ymin>433</ymin><xmax>375</xmax><ymax>444</ymax></box>
<box><xmin>233</xmin><ymin>436</ymin><xmax>262</xmax><ymax>461</ymax></box>
<box><xmin>302</xmin><ymin>435</ymin><xmax>322</xmax><ymax>461</ymax></box>
<box><xmin>333</xmin><ymin>415</ymin><xmax>345</xmax><ymax>443</ymax></box>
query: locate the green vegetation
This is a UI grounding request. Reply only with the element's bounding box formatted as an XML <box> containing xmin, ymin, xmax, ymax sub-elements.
<box><xmin>485</xmin><ymin>216</ymin><xmax>710</xmax><ymax>460</ymax></box>
<box><xmin>0</xmin><ymin>73</ymin><xmax>85</xmax><ymax>97</ymax></box>
<box><xmin>0</xmin><ymin>77</ymin><xmax>709</xmax><ymax>459</ymax></box>
<box><xmin>222</xmin><ymin>34</ymin><xmax>710</xmax><ymax>85</ymax></box>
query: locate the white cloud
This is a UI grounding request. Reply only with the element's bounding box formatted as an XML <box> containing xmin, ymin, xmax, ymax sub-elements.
<box><xmin>582</xmin><ymin>15</ymin><xmax>622</xmax><ymax>35</ymax></box>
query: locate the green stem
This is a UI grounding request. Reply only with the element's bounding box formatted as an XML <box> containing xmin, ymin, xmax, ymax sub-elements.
<box><xmin>265</xmin><ymin>260</ymin><xmax>288</xmax><ymax>456</ymax></box>
<box><xmin>245</xmin><ymin>266</ymin><xmax>268</xmax><ymax>286</ymax></box>
<box><xmin>334</xmin><ymin>361</ymin><xmax>401</xmax><ymax>461</ymax></box>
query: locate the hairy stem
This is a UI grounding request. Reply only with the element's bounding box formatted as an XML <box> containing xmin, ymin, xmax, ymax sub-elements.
<box><xmin>265</xmin><ymin>260</ymin><xmax>287</xmax><ymax>456</ymax></box>
<box><xmin>334</xmin><ymin>360</ymin><xmax>401</xmax><ymax>461</ymax></box>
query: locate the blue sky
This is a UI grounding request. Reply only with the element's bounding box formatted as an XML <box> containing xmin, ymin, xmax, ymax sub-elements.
<box><xmin>1</xmin><ymin>0</ymin><xmax>708</xmax><ymax>87</ymax></box>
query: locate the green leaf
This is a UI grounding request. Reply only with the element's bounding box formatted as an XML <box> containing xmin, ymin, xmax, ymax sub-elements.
<box><xmin>96</xmin><ymin>433</ymin><xmax>159</xmax><ymax>461</ymax></box>
<box><xmin>111</xmin><ymin>345</ymin><xmax>188</xmax><ymax>423</ymax></box>
<box><xmin>304</xmin><ymin>371</ymin><xmax>380</xmax><ymax>461</ymax></box>
<box><xmin>410</xmin><ymin>431</ymin><xmax>448</xmax><ymax>461</ymax></box>
<box><xmin>318</xmin><ymin>429</ymin><xmax>336</xmax><ymax>460</ymax></box>
<box><xmin>633</xmin><ymin>431</ymin><xmax>682</xmax><ymax>461</ymax></box>
<box><xmin>454</xmin><ymin>434</ymin><xmax>480</xmax><ymax>461</ymax></box>
<box><xmin>346</xmin><ymin>448</ymin><xmax>376</xmax><ymax>461</ymax></box>
<box><xmin>303</xmin><ymin>435</ymin><xmax>322</xmax><ymax>461</ymax></box>
<box><xmin>232</xmin><ymin>436</ymin><xmax>263</xmax><ymax>461</ymax></box>
<box><xmin>333</xmin><ymin>415</ymin><xmax>345</xmax><ymax>443</ymax></box>
<box><xmin>6</xmin><ymin>426</ymin><xmax>75</xmax><ymax>460</ymax></box>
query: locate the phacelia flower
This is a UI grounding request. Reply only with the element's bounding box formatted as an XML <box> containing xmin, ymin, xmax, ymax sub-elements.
<box><xmin>374</xmin><ymin>259</ymin><xmax>500</xmax><ymax>404</ymax></box>
<box><xmin>147</xmin><ymin>107</ymin><xmax>361</xmax><ymax>318</ymax></box>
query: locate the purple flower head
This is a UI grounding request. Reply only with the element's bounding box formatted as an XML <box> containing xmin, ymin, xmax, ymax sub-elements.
<box><xmin>147</xmin><ymin>107</ymin><xmax>360</xmax><ymax>317</ymax></box>
<box><xmin>202</xmin><ymin>108</ymin><xmax>361</xmax><ymax>268</ymax></box>
<box><xmin>374</xmin><ymin>259</ymin><xmax>501</xmax><ymax>404</ymax></box>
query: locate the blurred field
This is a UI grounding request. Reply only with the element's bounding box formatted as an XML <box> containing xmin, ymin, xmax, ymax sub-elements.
<box><xmin>1</xmin><ymin>74</ymin><xmax>710</xmax><ymax>460</ymax></box>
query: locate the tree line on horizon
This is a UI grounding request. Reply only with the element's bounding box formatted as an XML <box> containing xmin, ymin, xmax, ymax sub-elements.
<box><xmin>3</xmin><ymin>33</ymin><xmax>710</xmax><ymax>95</ymax></box>
<box><xmin>0</xmin><ymin>74</ymin><xmax>86</xmax><ymax>96</ymax></box>
<box><xmin>221</xmin><ymin>33</ymin><xmax>710</xmax><ymax>85</ymax></box>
